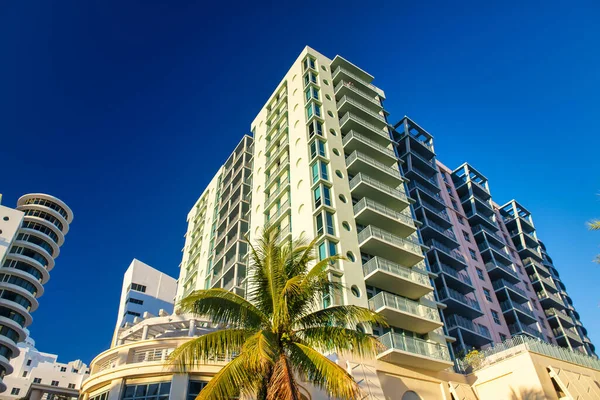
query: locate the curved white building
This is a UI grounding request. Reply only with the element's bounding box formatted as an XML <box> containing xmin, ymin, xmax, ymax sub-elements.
<box><xmin>0</xmin><ymin>193</ymin><xmax>73</xmax><ymax>392</ymax></box>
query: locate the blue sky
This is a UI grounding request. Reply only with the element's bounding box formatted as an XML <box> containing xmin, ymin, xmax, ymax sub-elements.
<box><xmin>1</xmin><ymin>1</ymin><xmax>599</xmax><ymax>363</ymax></box>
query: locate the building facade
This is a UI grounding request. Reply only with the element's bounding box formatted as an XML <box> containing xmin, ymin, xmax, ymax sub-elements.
<box><xmin>2</xmin><ymin>335</ymin><xmax>88</xmax><ymax>399</ymax></box>
<box><xmin>111</xmin><ymin>259</ymin><xmax>177</xmax><ymax>348</ymax></box>
<box><xmin>0</xmin><ymin>193</ymin><xmax>73</xmax><ymax>392</ymax></box>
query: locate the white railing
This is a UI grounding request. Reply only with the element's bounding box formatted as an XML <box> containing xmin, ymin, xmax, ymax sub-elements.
<box><xmin>362</xmin><ymin>257</ymin><xmax>430</xmax><ymax>286</ymax></box>
<box><xmin>353</xmin><ymin>198</ymin><xmax>414</xmax><ymax>226</ymax></box>
<box><xmin>346</xmin><ymin>151</ymin><xmax>401</xmax><ymax>179</ymax></box>
<box><xmin>349</xmin><ymin>173</ymin><xmax>408</xmax><ymax>202</ymax></box>
<box><xmin>368</xmin><ymin>291</ymin><xmax>440</xmax><ymax>322</ymax></box>
<box><xmin>358</xmin><ymin>226</ymin><xmax>422</xmax><ymax>255</ymax></box>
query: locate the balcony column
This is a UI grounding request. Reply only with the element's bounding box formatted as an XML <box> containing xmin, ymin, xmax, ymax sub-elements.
<box><xmin>188</xmin><ymin>319</ymin><xmax>197</xmax><ymax>337</ymax></box>
<box><xmin>141</xmin><ymin>325</ymin><xmax>149</xmax><ymax>340</ymax></box>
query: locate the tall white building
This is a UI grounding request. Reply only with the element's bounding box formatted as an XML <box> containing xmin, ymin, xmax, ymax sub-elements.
<box><xmin>111</xmin><ymin>259</ymin><xmax>177</xmax><ymax>347</ymax></box>
<box><xmin>0</xmin><ymin>194</ymin><xmax>73</xmax><ymax>393</ymax></box>
<box><xmin>2</xmin><ymin>335</ymin><xmax>88</xmax><ymax>399</ymax></box>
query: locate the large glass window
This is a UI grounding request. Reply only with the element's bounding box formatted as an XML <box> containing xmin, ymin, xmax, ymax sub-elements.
<box><xmin>122</xmin><ymin>382</ymin><xmax>171</xmax><ymax>400</ymax></box>
<box><xmin>303</xmin><ymin>71</ymin><xmax>317</xmax><ymax>87</ymax></box>
<box><xmin>308</xmin><ymin>120</ymin><xmax>323</xmax><ymax>139</ymax></box>
<box><xmin>311</xmin><ymin>161</ymin><xmax>329</xmax><ymax>184</ymax></box>
<box><xmin>310</xmin><ymin>139</ymin><xmax>325</xmax><ymax>159</ymax></box>
<box><xmin>187</xmin><ymin>381</ymin><xmax>208</xmax><ymax>400</ymax></box>
<box><xmin>306</xmin><ymin>102</ymin><xmax>321</xmax><ymax>119</ymax></box>
<box><xmin>313</xmin><ymin>185</ymin><xmax>331</xmax><ymax>209</ymax></box>
<box><xmin>305</xmin><ymin>87</ymin><xmax>319</xmax><ymax>102</ymax></box>
<box><xmin>326</xmin><ymin>212</ymin><xmax>335</xmax><ymax>235</ymax></box>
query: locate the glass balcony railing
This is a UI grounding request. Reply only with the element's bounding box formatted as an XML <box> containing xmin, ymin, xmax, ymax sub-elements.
<box><xmin>439</xmin><ymin>287</ymin><xmax>481</xmax><ymax>311</ymax></box>
<box><xmin>492</xmin><ymin>279</ymin><xmax>527</xmax><ymax>298</ymax></box>
<box><xmin>426</xmin><ymin>239</ymin><xmax>466</xmax><ymax>263</ymax></box>
<box><xmin>368</xmin><ymin>291</ymin><xmax>440</xmax><ymax>322</ymax></box>
<box><xmin>429</xmin><ymin>262</ymin><xmax>472</xmax><ymax>286</ymax></box>
<box><xmin>500</xmin><ymin>299</ymin><xmax>535</xmax><ymax>319</ymax></box>
<box><xmin>354</xmin><ymin>198</ymin><xmax>414</xmax><ymax>226</ymax></box>
<box><xmin>363</xmin><ymin>256</ymin><xmax>430</xmax><ymax>287</ymax></box>
<box><xmin>378</xmin><ymin>332</ymin><xmax>451</xmax><ymax>362</ymax></box>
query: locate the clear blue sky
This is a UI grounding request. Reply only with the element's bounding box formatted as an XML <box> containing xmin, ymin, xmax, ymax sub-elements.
<box><xmin>1</xmin><ymin>1</ymin><xmax>599</xmax><ymax>363</ymax></box>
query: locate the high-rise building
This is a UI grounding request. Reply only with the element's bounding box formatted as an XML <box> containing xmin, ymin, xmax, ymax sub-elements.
<box><xmin>0</xmin><ymin>193</ymin><xmax>73</xmax><ymax>392</ymax></box>
<box><xmin>2</xmin><ymin>335</ymin><xmax>88</xmax><ymax>399</ymax></box>
<box><xmin>176</xmin><ymin>46</ymin><xmax>595</xmax><ymax>361</ymax></box>
<box><xmin>111</xmin><ymin>259</ymin><xmax>177</xmax><ymax>347</ymax></box>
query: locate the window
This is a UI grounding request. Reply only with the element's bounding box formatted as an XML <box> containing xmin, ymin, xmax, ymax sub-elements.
<box><xmin>60</xmin><ymin>366</ymin><xmax>67</xmax><ymax>372</ymax></box>
<box><xmin>26</xmin><ymin>359</ymin><xmax>32</xmax><ymax>366</ymax></box>
<box><xmin>447</xmin><ymin>186</ymin><xmax>453</xmax><ymax>195</ymax></box>
<box><xmin>463</xmin><ymin>231</ymin><xmax>471</xmax><ymax>242</ymax></box>
<box><xmin>68</xmin><ymin>383</ymin><xmax>76</xmax><ymax>389</ymax></box>
<box><xmin>303</xmin><ymin>71</ymin><xmax>317</xmax><ymax>87</ymax></box>
<box><xmin>316</xmin><ymin>213</ymin><xmax>324</xmax><ymax>236</ymax></box>
<box><xmin>325</xmin><ymin>211</ymin><xmax>335</xmax><ymax>235</ymax></box>
<box><xmin>313</xmin><ymin>185</ymin><xmax>331</xmax><ymax>209</ymax></box>
<box><xmin>22</xmin><ymin>371</ymin><xmax>27</xmax><ymax>377</ymax></box>
<box><xmin>476</xmin><ymin>268</ymin><xmax>485</xmax><ymax>281</ymax></box>
<box><xmin>130</xmin><ymin>283</ymin><xmax>146</xmax><ymax>293</ymax></box>
<box><xmin>188</xmin><ymin>381</ymin><xmax>208</xmax><ymax>400</ymax></box>
<box><xmin>539</xmin><ymin>317</ymin><xmax>546</xmax><ymax>328</ymax></box>
<box><xmin>531</xmin><ymin>298</ymin><xmax>538</xmax><ymax>309</ymax></box>
<box><xmin>123</xmin><ymin>382</ymin><xmax>171</xmax><ymax>400</ymax></box>
<box><xmin>90</xmin><ymin>392</ymin><xmax>108</xmax><ymax>400</ymax></box>
<box><xmin>126</xmin><ymin>311</ymin><xmax>141</xmax><ymax>317</ymax></box>
<box><xmin>317</xmin><ymin>240</ymin><xmax>337</xmax><ymax>261</ymax></box>
<box><xmin>469</xmin><ymin>249</ymin><xmax>478</xmax><ymax>261</ymax></box>
<box><xmin>308</xmin><ymin>120</ymin><xmax>323</xmax><ymax>138</ymax></box>
<box><xmin>458</xmin><ymin>216</ymin><xmax>465</xmax><ymax>225</ymax></box>
<box><xmin>306</xmin><ymin>102</ymin><xmax>321</xmax><ymax>119</ymax></box>
<box><xmin>491</xmin><ymin>310</ymin><xmax>501</xmax><ymax>325</ymax></box>
<box><xmin>451</xmin><ymin>200</ymin><xmax>458</xmax><ymax>210</ymax></box>
<box><xmin>51</xmin><ymin>381</ymin><xmax>59</xmax><ymax>387</ymax></box>
<box><xmin>311</xmin><ymin>161</ymin><xmax>329</xmax><ymax>183</ymax></box>
<box><xmin>500</xmin><ymin>333</ymin><xmax>507</xmax><ymax>341</ymax></box>
<box><xmin>33</xmin><ymin>378</ymin><xmax>41</xmax><ymax>384</ymax></box>
<box><xmin>11</xmin><ymin>388</ymin><xmax>20</xmax><ymax>395</ymax></box>
<box><xmin>517</xmin><ymin>265</ymin><xmax>523</xmax><ymax>274</ymax></box>
<box><xmin>310</xmin><ymin>139</ymin><xmax>325</xmax><ymax>159</ymax></box>
<box><xmin>305</xmin><ymin>86</ymin><xmax>319</xmax><ymax>101</ymax></box>
<box><xmin>483</xmin><ymin>288</ymin><xmax>492</xmax><ymax>302</ymax></box>
<box><xmin>128</xmin><ymin>298</ymin><xmax>143</xmax><ymax>305</ymax></box>
<box><xmin>303</xmin><ymin>57</ymin><xmax>316</xmax><ymax>71</ymax></box>
<box><xmin>525</xmin><ymin>282</ymin><xmax>530</xmax><ymax>291</ymax></box>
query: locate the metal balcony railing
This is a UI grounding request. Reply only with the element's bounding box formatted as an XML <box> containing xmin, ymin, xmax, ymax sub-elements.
<box><xmin>426</xmin><ymin>239</ymin><xmax>466</xmax><ymax>263</ymax></box>
<box><xmin>423</xmin><ymin>220</ymin><xmax>456</xmax><ymax>241</ymax></box>
<box><xmin>353</xmin><ymin>198</ymin><xmax>414</xmax><ymax>226</ymax></box>
<box><xmin>408</xmin><ymin>181</ymin><xmax>444</xmax><ymax>204</ymax></box>
<box><xmin>545</xmin><ymin>308</ymin><xmax>574</xmax><ymax>324</ymax></box>
<box><xmin>492</xmin><ymin>279</ymin><xmax>527</xmax><ymax>298</ymax></box>
<box><xmin>446</xmin><ymin>314</ymin><xmax>491</xmax><ymax>339</ymax></box>
<box><xmin>339</xmin><ymin>112</ymin><xmax>389</xmax><ymax>140</ymax></box>
<box><xmin>358</xmin><ymin>226</ymin><xmax>422</xmax><ymax>255</ymax></box>
<box><xmin>471</xmin><ymin>225</ymin><xmax>504</xmax><ymax>244</ymax></box>
<box><xmin>500</xmin><ymin>299</ymin><xmax>535</xmax><ymax>318</ymax></box>
<box><xmin>429</xmin><ymin>262</ymin><xmax>472</xmax><ymax>286</ymax></box>
<box><xmin>342</xmin><ymin>130</ymin><xmax>394</xmax><ymax>157</ymax></box>
<box><xmin>349</xmin><ymin>173</ymin><xmax>408</xmax><ymax>202</ymax></box>
<box><xmin>346</xmin><ymin>151</ymin><xmax>401</xmax><ymax>179</ymax></box>
<box><xmin>378</xmin><ymin>332</ymin><xmax>451</xmax><ymax>362</ymax></box>
<box><xmin>337</xmin><ymin>95</ymin><xmax>386</xmax><ymax>123</ymax></box>
<box><xmin>368</xmin><ymin>291</ymin><xmax>440</xmax><ymax>322</ymax></box>
<box><xmin>334</xmin><ymin>80</ymin><xmax>382</xmax><ymax>107</ymax></box>
<box><xmin>363</xmin><ymin>257</ymin><xmax>430</xmax><ymax>287</ymax></box>
<box><xmin>439</xmin><ymin>287</ymin><xmax>481</xmax><ymax>311</ymax></box>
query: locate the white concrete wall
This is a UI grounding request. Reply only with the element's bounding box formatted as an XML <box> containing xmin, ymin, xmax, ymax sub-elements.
<box><xmin>0</xmin><ymin>206</ymin><xmax>24</xmax><ymax>265</ymax></box>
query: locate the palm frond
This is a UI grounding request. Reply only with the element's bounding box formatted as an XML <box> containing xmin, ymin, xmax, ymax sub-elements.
<box><xmin>294</xmin><ymin>305</ymin><xmax>388</xmax><ymax>329</ymax></box>
<box><xmin>242</xmin><ymin>330</ymin><xmax>278</xmax><ymax>372</ymax></box>
<box><xmin>196</xmin><ymin>352</ymin><xmax>261</xmax><ymax>400</ymax></box>
<box><xmin>287</xmin><ymin>342</ymin><xmax>362</xmax><ymax>400</ymax></box>
<box><xmin>296</xmin><ymin>326</ymin><xmax>384</xmax><ymax>358</ymax></box>
<box><xmin>267</xmin><ymin>353</ymin><xmax>301</xmax><ymax>400</ymax></box>
<box><xmin>179</xmin><ymin>289</ymin><xmax>268</xmax><ymax>329</ymax></box>
<box><xmin>166</xmin><ymin>329</ymin><xmax>252</xmax><ymax>372</ymax></box>
<box><xmin>588</xmin><ymin>220</ymin><xmax>600</xmax><ymax>231</ymax></box>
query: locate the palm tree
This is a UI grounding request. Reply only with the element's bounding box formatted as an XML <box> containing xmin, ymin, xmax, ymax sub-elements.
<box><xmin>168</xmin><ymin>228</ymin><xmax>387</xmax><ymax>400</ymax></box>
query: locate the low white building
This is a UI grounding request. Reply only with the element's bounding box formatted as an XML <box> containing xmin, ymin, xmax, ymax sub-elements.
<box><xmin>111</xmin><ymin>259</ymin><xmax>177</xmax><ymax>347</ymax></box>
<box><xmin>2</xmin><ymin>335</ymin><xmax>88</xmax><ymax>399</ymax></box>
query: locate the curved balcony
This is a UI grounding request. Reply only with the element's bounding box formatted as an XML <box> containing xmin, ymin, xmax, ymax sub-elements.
<box><xmin>349</xmin><ymin>173</ymin><xmax>410</xmax><ymax>211</ymax></box>
<box><xmin>358</xmin><ymin>226</ymin><xmax>424</xmax><ymax>266</ymax></box>
<box><xmin>345</xmin><ymin>151</ymin><xmax>402</xmax><ymax>187</ymax></box>
<box><xmin>438</xmin><ymin>287</ymin><xmax>483</xmax><ymax>319</ymax></box>
<box><xmin>353</xmin><ymin>198</ymin><xmax>416</xmax><ymax>237</ymax></box>
<box><xmin>429</xmin><ymin>262</ymin><xmax>474</xmax><ymax>294</ymax></box>
<box><xmin>342</xmin><ymin>130</ymin><xmax>395</xmax><ymax>163</ymax></box>
<box><xmin>446</xmin><ymin>314</ymin><xmax>492</xmax><ymax>348</ymax></box>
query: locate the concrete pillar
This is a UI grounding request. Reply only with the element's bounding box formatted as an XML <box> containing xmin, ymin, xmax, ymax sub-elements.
<box><xmin>170</xmin><ymin>374</ymin><xmax>189</xmax><ymax>399</ymax></box>
<box><xmin>142</xmin><ymin>325</ymin><xmax>149</xmax><ymax>340</ymax></box>
<box><xmin>188</xmin><ymin>319</ymin><xmax>197</xmax><ymax>337</ymax></box>
<box><xmin>29</xmin><ymin>388</ymin><xmax>43</xmax><ymax>400</ymax></box>
<box><xmin>107</xmin><ymin>378</ymin><xmax>124</xmax><ymax>400</ymax></box>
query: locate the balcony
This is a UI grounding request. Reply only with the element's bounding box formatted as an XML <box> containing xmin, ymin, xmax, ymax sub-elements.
<box><xmin>342</xmin><ymin>130</ymin><xmax>395</xmax><ymax>163</ymax></box>
<box><xmin>265</xmin><ymin>138</ymin><xmax>289</xmax><ymax>170</ymax></box>
<box><xmin>377</xmin><ymin>332</ymin><xmax>452</xmax><ymax>371</ymax></box>
<box><xmin>537</xmin><ymin>289</ymin><xmax>565</xmax><ymax>309</ymax></box>
<box><xmin>339</xmin><ymin>112</ymin><xmax>390</xmax><ymax>145</ymax></box>
<box><xmin>266</xmin><ymin>126</ymin><xmax>289</xmax><ymax>153</ymax></box>
<box><xmin>478</xmin><ymin>241</ymin><xmax>513</xmax><ymax>265</ymax></box>
<box><xmin>516</xmin><ymin>243</ymin><xmax>542</xmax><ymax>261</ymax></box>
<box><xmin>471</xmin><ymin>225</ymin><xmax>505</xmax><ymax>248</ymax></box>
<box><xmin>553</xmin><ymin>327</ymin><xmax>583</xmax><ymax>345</ymax></box>
<box><xmin>264</xmin><ymin>163</ymin><xmax>288</xmax><ymax>189</ymax></box>
<box><xmin>403</xmin><ymin>149</ymin><xmax>437</xmax><ymax>174</ymax></box>
<box><xmin>415</xmin><ymin>200</ymin><xmax>452</xmax><ymax>227</ymax></box>
<box><xmin>429</xmin><ymin>262</ymin><xmax>474</xmax><ymax>294</ymax></box>
<box><xmin>545</xmin><ymin>308</ymin><xmax>575</xmax><ymax>328</ymax></box>
<box><xmin>466</xmin><ymin>210</ymin><xmax>497</xmax><ymax>231</ymax></box>
<box><xmin>453</xmin><ymin>176</ymin><xmax>491</xmax><ymax>201</ymax></box>
<box><xmin>500</xmin><ymin>299</ymin><xmax>537</xmax><ymax>325</ymax></box>
<box><xmin>265</xmin><ymin>200</ymin><xmax>290</xmax><ymax>227</ymax></box>
<box><xmin>337</xmin><ymin>95</ymin><xmax>387</xmax><ymax>128</ymax></box>
<box><xmin>408</xmin><ymin>181</ymin><xmax>445</xmax><ymax>209</ymax></box>
<box><xmin>334</xmin><ymin>80</ymin><xmax>382</xmax><ymax>112</ymax></box>
<box><xmin>446</xmin><ymin>314</ymin><xmax>493</xmax><ymax>348</ymax></box>
<box><xmin>404</xmin><ymin>166</ymin><xmax>439</xmax><ymax>191</ymax></box>
<box><xmin>508</xmin><ymin>323</ymin><xmax>544</xmax><ymax>340</ymax></box>
<box><xmin>523</xmin><ymin>257</ymin><xmax>551</xmax><ymax>278</ymax></box>
<box><xmin>438</xmin><ymin>287</ymin><xmax>483</xmax><ymax>319</ymax></box>
<box><xmin>426</xmin><ymin>239</ymin><xmax>468</xmax><ymax>269</ymax></box>
<box><xmin>345</xmin><ymin>151</ymin><xmax>403</xmax><ymax>187</ymax></box>
<box><xmin>362</xmin><ymin>257</ymin><xmax>432</xmax><ymax>300</ymax></box>
<box><xmin>358</xmin><ymin>226</ymin><xmax>424</xmax><ymax>266</ymax></box>
<box><xmin>332</xmin><ymin>66</ymin><xmax>382</xmax><ymax>98</ymax></box>
<box><xmin>264</xmin><ymin>180</ymin><xmax>290</xmax><ymax>209</ymax></box>
<box><xmin>528</xmin><ymin>272</ymin><xmax>558</xmax><ymax>293</ymax></box>
<box><xmin>368</xmin><ymin>291</ymin><xmax>442</xmax><ymax>334</ymax></box>
<box><xmin>349</xmin><ymin>173</ymin><xmax>410</xmax><ymax>211</ymax></box>
<box><xmin>492</xmin><ymin>279</ymin><xmax>528</xmax><ymax>303</ymax></box>
<box><xmin>354</xmin><ymin>198</ymin><xmax>416</xmax><ymax>237</ymax></box>
<box><xmin>485</xmin><ymin>262</ymin><xmax>520</xmax><ymax>283</ymax></box>
<box><xmin>420</xmin><ymin>219</ymin><xmax>459</xmax><ymax>247</ymax></box>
